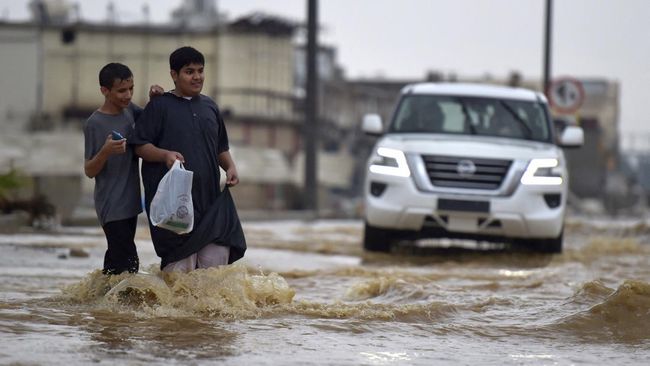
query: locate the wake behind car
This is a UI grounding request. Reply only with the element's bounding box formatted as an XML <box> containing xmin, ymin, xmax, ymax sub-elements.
<box><xmin>362</xmin><ymin>83</ymin><xmax>584</xmax><ymax>253</ymax></box>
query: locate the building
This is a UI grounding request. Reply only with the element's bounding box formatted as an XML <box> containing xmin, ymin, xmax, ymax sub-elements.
<box><xmin>0</xmin><ymin>7</ymin><xmax>359</xmax><ymax>218</ymax></box>
<box><xmin>556</xmin><ymin>79</ymin><xmax>620</xmax><ymax>199</ymax></box>
<box><xmin>0</xmin><ymin>24</ymin><xmax>39</xmax><ymax>133</ymax></box>
<box><xmin>1</xmin><ymin>2</ymin><xmax>620</xmax><ymax>218</ymax></box>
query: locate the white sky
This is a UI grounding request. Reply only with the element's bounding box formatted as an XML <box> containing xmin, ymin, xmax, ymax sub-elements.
<box><xmin>1</xmin><ymin>0</ymin><xmax>649</xmax><ymax>143</ymax></box>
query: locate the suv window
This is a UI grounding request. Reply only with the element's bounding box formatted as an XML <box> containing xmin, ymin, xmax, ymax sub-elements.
<box><xmin>390</xmin><ymin>95</ymin><xmax>552</xmax><ymax>142</ymax></box>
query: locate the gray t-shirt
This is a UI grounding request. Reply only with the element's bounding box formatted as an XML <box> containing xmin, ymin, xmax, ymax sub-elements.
<box><xmin>83</xmin><ymin>104</ymin><xmax>143</xmax><ymax>225</ymax></box>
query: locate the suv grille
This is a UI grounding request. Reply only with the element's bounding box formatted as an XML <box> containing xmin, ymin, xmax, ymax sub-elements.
<box><xmin>422</xmin><ymin>155</ymin><xmax>512</xmax><ymax>190</ymax></box>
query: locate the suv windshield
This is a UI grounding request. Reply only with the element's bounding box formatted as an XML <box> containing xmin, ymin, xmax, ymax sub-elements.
<box><xmin>389</xmin><ymin>95</ymin><xmax>552</xmax><ymax>142</ymax></box>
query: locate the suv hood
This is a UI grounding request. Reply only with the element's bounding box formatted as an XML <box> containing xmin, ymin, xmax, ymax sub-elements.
<box><xmin>379</xmin><ymin>134</ymin><xmax>561</xmax><ymax>160</ymax></box>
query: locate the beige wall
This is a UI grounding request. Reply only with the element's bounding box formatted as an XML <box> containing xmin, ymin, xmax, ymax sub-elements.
<box><xmin>275</xmin><ymin>126</ymin><xmax>298</xmax><ymax>153</ymax></box>
<box><xmin>227</xmin><ymin>123</ymin><xmax>245</xmax><ymax>144</ymax></box>
<box><xmin>35</xmin><ymin>26</ymin><xmax>295</xmax><ymax>122</ymax></box>
<box><xmin>224</xmin><ymin>123</ymin><xmax>299</xmax><ymax>154</ymax></box>
<box><xmin>217</xmin><ymin>32</ymin><xmax>295</xmax><ymax>119</ymax></box>
<box><xmin>0</xmin><ymin>27</ymin><xmax>39</xmax><ymax>132</ymax></box>
<box><xmin>249</xmin><ymin>124</ymin><xmax>270</xmax><ymax>147</ymax></box>
<box><xmin>230</xmin><ymin>183</ymin><xmax>266</xmax><ymax>210</ymax></box>
<box><xmin>576</xmin><ymin>80</ymin><xmax>619</xmax><ymax>151</ymax></box>
<box><xmin>41</xmin><ymin>27</ymin><xmax>219</xmax><ymax>115</ymax></box>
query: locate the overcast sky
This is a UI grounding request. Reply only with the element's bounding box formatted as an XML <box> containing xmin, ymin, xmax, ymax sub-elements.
<box><xmin>1</xmin><ymin>0</ymin><xmax>649</xmax><ymax>145</ymax></box>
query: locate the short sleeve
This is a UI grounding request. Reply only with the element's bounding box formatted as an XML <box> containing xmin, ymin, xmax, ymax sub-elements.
<box><xmin>132</xmin><ymin>98</ymin><xmax>163</xmax><ymax>146</ymax></box>
<box><xmin>124</xmin><ymin>103</ymin><xmax>142</xmax><ymax>142</ymax></box>
<box><xmin>129</xmin><ymin>103</ymin><xmax>143</xmax><ymax>122</ymax></box>
<box><xmin>216</xmin><ymin>108</ymin><xmax>229</xmax><ymax>154</ymax></box>
<box><xmin>83</xmin><ymin>119</ymin><xmax>97</xmax><ymax>160</ymax></box>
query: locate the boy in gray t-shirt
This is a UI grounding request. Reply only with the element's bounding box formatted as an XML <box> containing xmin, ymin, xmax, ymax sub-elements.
<box><xmin>83</xmin><ymin>63</ymin><xmax>161</xmax><ymax>274</ymax></box>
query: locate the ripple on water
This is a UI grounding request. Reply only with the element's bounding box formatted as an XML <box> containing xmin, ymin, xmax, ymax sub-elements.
<box><xmin>551</xmin><ymin>280</ymin><xmax>650</xmax><ymax>342</ymax></box>
<box><xmin>57</xmin><ymin>264</ymin><xmax>470</xmax><ymax>323</ymax></box>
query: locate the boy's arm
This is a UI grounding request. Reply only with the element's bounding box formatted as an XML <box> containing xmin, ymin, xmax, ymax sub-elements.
<box><xmin>131</xmin><ymin>96</ymin><xmax>183</xmax><ymax>168</ymax></box>
<box><xmin>149</xmin><ymin>85</ymin><xmax>164</xmax><ymax>99</ymax></box>
<box><xmin>218</xmin><ymin>150</ymin><xmax>239</xmax><ymax>187</ymax></box>
<box><xmin>84</xmin><ymin>135</ymin><xmax>126</xmax><ymax>178</ymax></box>
<box><xmin>135</xmin><ymin>143</ymin><xmax>184</xmax><ymax>168</ymax></box>
<box><xmin>130</xmin><ymin>85</ymin><xmax>163</xmax><ymax>121</ymax></box>
<box><xmin>214</xmin><ymin>105</ymin><xmax>237</xmax><ymax>186</ymax></box>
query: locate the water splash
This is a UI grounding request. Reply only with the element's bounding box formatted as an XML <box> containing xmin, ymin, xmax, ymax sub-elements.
<box><xmin>60</xmin><ymin>264</ymin><xmax>295</xmax><ymax>318</ymax></box>
<box><xmin>285</xmin><ymin>300</ymin><xmax>458</xmax><ymax>322</ymax></box>
<box><xmin>343</xmin><ymin>277</ymin><xmax>428</xmax><ymax>302</ymax></box>
<box><xmin>567</xmin><ymin>280</ymin><xmax>614</xmax><ymax>306</ymax></box>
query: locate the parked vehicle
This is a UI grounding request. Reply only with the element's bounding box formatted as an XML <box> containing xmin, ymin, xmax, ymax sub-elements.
<box><xmin>362</xmin><ymin>83</ymin><xmax>584</xmax><ymax>253</ymax></box>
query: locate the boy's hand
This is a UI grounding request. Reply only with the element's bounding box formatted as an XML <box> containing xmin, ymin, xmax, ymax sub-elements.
<box><xmin>149</xmin><ymin>84</ymin><xmax>165</xmax><ymax>98</ymax></box>
<box><xmin>225</xmin><ymin>166</ymin><xmax>239</xmax><ymax>187</ymax></box>
<box><xmin>164</xmin><ymin>151</ymin><xmax>185</xmax><ymax>168</ymax></box>
<box><xmin>101</xmin><ymin>134</ymin><xmax>126</xmax><ymax>155</ymax></box>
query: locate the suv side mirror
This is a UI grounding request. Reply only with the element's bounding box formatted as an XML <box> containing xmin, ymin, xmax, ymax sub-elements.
<box><xmin>362</xmin><ymin>114</ymin><xmax>383</xmax><ymax>135</ymax></box>
<box><xmin>558</xmin><ymin>126</ymin><xmax>584</xmax><ymax>148</ymax></box>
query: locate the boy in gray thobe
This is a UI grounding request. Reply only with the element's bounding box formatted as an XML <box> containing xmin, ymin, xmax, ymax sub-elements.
<box><xmin>133</xmin><ymin>47</ymin><xmax>246</xmax><ymax>272</ymax></box>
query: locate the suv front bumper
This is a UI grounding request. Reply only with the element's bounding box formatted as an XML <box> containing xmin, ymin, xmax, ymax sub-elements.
<box><xmin>365</xmin><ymin>172</ymin><xmax>566</xmax><ymax>240</ymax></box>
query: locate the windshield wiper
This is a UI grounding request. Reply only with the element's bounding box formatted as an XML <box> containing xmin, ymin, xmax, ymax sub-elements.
<box><xmin>499</xmin><ymin>101</ymin><xmax>533</xmax><ymax>140</ymax></box>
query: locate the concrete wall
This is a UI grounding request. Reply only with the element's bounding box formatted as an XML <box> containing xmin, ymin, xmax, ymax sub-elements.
<box><xmin>217</xmin><ymin>32</ymin><xmax>295</xmax><ymax>119</ymax></box>
<box><xmin>0</xmin><ymin>21</ymin><xmax>359</xmax><ymax>215</ymax></box>
<box><xmin>41</xmin><ymin>27</ymin><xmax>218</xmax><ymax>115</ymax></box>
<box><xmin>577</xmin><ymin>80</ymin><xmax>619</xmax><ymax>153</ymax></box>
<box><xmin>0</xmin><ymin>26</ymin><xmax>38</xmax><ymax>132</ymax></box>
<box><xmin>29</xmin><ymin>25</ymin><xmax>296</xmax><ymax>123</ymax></box>
<box><xmin>0</xmin><ymin>131</ymin><xmax>85</xmax><ymax>222</ymax></box>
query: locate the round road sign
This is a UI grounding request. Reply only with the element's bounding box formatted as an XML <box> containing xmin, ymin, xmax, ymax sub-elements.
<box><xmin>548</xmin><ymin>77</ymin><xmax>585</xmax><ymax>114</ymax></box>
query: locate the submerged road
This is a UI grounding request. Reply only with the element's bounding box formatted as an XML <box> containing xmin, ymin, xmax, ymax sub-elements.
<box><xmin>0</xmin><ymin>217</ymin><xmax>649</xmax><ymax>365</ymax></box>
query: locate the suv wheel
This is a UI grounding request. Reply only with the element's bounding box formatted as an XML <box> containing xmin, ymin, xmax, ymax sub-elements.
<box><xmin>363</xmin><ymin>223</ymin><xmax>393</xmax><ymax>252</ymax></box>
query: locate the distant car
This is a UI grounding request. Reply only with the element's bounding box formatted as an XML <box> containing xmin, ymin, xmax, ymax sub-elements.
<box><xmin>362</xmin><ymin>83</ymin><xmax>584</xmax><ymax>253</ymax></box>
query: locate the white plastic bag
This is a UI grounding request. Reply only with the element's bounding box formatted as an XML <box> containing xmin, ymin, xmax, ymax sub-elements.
<box><xmin>149</xmin><ymin>160</ymin><xmax>194</xmax><ymax>234</ymax></box>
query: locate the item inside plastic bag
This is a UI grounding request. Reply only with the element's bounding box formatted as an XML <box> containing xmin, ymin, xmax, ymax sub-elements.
<box><xmin>149</xmin><ymin>159</ymin><xmax>194</xmax><ymax>234</ymax></box>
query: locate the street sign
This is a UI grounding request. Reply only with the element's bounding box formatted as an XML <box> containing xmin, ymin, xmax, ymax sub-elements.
<box><xmin>548</xmin><ymin>77</ymin><xmax>585</xmax><ymax>114</ymax></box>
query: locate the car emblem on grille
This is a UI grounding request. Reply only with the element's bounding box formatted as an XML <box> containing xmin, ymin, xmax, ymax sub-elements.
<box><xmin>457</xmin><ymin>159</ymin><xmax>477</xmax><ymax>177</ymax></box>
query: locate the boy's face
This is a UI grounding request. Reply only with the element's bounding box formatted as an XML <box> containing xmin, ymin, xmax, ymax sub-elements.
<box><xmin>171</xmin><ymin>63</ymin><xmax>204</xmax><ymax>97</ymax></box>
<box><xmin>101</xmin><ymin>77</ymin><xmax>134</xmax><ymax>109</ymax></box>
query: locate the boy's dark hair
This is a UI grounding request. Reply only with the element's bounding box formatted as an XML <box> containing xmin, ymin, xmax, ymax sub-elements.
<box><xmin>99</xmin><ymin>63</ymin><xmax>133</xmax><ymax>89</ymax></box>
<box><xmin>169</xmin><ymin>46</ymin><xmax>205</xmax><ymax>73</ymax></box>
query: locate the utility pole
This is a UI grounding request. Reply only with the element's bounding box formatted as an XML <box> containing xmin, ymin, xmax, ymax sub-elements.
<box><xmin>34</xmin><ymin>0</ymin><xmax>47</xmax><ymax>120</ymax></box>
<box><xmin>107</xmin><ymin>1</ymin><xmax>116</xmax><ymax>58</ymax></box>
<box><xmin>304</xmin><ymin>0</ymin><xmax>319</xmax><ymax>212</ymax></box>
<box><xmin>543</xmin><ymin>0</ymin><xmax>553</xmax><ymax>96</ymax></box>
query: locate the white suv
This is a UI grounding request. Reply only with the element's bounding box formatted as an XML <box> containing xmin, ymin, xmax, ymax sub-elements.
<box><xmin>362</xmin><ymin>83</ymin><xmax>584</xmax><ymax>253</ymax></box>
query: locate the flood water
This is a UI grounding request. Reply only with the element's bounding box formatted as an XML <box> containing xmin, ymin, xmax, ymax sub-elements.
<box><xmin>1</xmin><ymin>217</ymin><xmax>650</xmax><ymax>365</ymax></box>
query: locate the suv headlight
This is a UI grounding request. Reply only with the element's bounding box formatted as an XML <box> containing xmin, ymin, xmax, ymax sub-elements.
<box><xmin>369</xmin><ymin>147</ymin><xmax>411</xmax><ymax>177</ymax></box>
<box><xmin>521</xmin><ymin>158</ymin><xmax>563</xmax><ymax>185</ymax></box>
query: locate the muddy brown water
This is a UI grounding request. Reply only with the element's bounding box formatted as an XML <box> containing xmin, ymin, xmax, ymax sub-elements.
<box><xmin>1</xmin><ymin>217</ymin><xmax>649</xmax><ymax>365</ymax></box>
